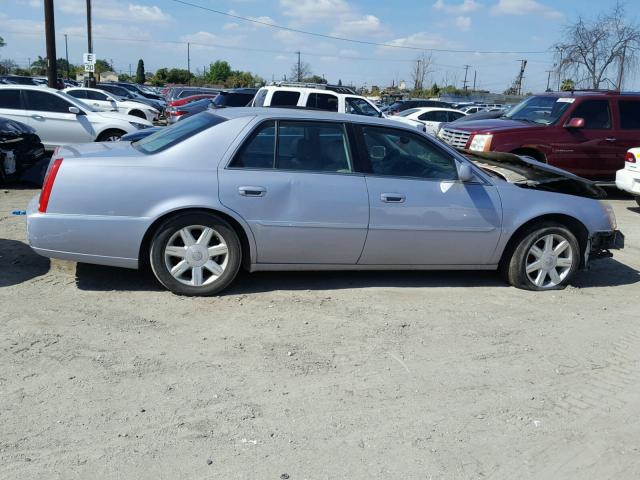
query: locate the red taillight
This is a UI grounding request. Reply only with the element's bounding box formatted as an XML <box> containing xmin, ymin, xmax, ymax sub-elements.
<box><xmin>169</xmin><ymin>110</ymin><xmax>187</xmax><ymax>116</ymax></box>
<box><xmin>625</xmin><ymin>152</ymin><xmax>636</xmax><ymax>163</ymax></box>
<box><xmin>38</xmin><ymin>158</ymin><xmax>63</xmax><ymax>213</ymax></box>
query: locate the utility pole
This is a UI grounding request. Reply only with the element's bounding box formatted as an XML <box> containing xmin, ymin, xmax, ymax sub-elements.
<box><xmin>187</xmin><ymin>42</ymin><xmax>191</xmax><ymax>86</ymax></box>
<box><xmin>296</xmin><ymin>51</ymin><xmax>301</xmax><ymax>82</ymax></box>
<box><xmin>129</xmin><ymin>63</ymin><xmax>132</xmax><ymax>77</ymax></box>
<box><xmin>472</xmin><ymin>70</ymin><xmax>476</xmax><ymax>91</ymax></box>
<box><xmin>86</xmin><ymin>0</ymin><xmax>94</xmax><ymax>87</ymax></box>
<box><xmin>44</xmin><ymin>0</ymin><xmax>57</xmax><ymax>88</ymax></box>
<box><xmin>556</xmin><ymin>46</ymin><xmax>564</xmax><ymax>92</ymax></box>
<box><xmin>462</xmin><ymin>65</ymin><xmax>470</xmax><ymax>91</ymax></box>
<box><xmin>64</xmin><ymin>34</ymin><xmax>70</xmax><ymax>80</ymax></box>
<box><xmin>616</xmin><ymin>44</ymin><xmax>626</xmax><ymax>91</ymax></box>
<box><xmin>545</xmin><ymin>70</ymin><xmax>553</xmax><ymax>91</ymax></box>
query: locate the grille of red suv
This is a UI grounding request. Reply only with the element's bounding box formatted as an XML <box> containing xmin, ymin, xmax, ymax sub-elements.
<box><xmin>438</xmin><ymin>128</ymin><xmax>471</xmax><ymax>149</ymax></box>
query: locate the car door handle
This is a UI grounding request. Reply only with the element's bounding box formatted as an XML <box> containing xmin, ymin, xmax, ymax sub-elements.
<box><xmin>30</xmin><ymin>114</ymin><xmax>44</xmax><ymax>120</ymax></box>
<box><xmin>238</xmin><ymin>186</ymin><xmax>266</xmax><ymax>197</ymax></box>
<box><xmin>605</xmin><ymin>137</ymin><xmax>617</xmax><ymax>142</ymax></box>
<box><xmin>380</xmin><ymin>193</ymin><xmax>406</xmax><ymax>203</ymax></box>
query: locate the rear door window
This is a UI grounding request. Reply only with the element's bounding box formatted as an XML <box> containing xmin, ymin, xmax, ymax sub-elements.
<box><xmin>229</xmin><ymin>121</ymin><xmax>276</xmax><ymax>169</ymax></box>
<box><xmin>306</xmin><ymin>93</ymin><xmax>338</xmax><ymax>112</ymax></box>
<box><xmin>23</xmin><ymin>90</ymin><xmax>73</xmax><ymax>113</ymax></box>
<box><xmin>87</xmin><ymin>90</ymin><xmax>109</xmax><ymax>101</ymax></box>
<box><xmin>276</xmin><ymin>121</ymin><xmax>352</xmax><ymax>172</ymax></box>
<box><xmin>418</xmin><ymin>111</ymin><xmax>448</xmax><ymax>122</ymax></box>
<box><xmin>0</xmin><ymin>89</ymin><xmax>23</xmax><ymax>109</ymax></box>
<box><xmin>66</xmin><ymin>89</ymin><xmax>88</xmax><ymax>99</ymax></box>
<box><xmin>270</xmin><ymin>91</ymin><xmax>300</xmax><ymax>107</ymax></box>
<box><xmin>570</xmin><ymin>100</ymin><xmax>611</xmax><ymax>129</ymax></box>
<box><xmin>346</xmin><ymin>97</ymin><xmax>379</xmax><ymax>117</ymax></box>
<box><xmin>619</xmin><ymin>100</ymin><xmax>640</xmax><ymax>129</ymax></box>
<box><xmin>253</xmin><ymin>89</ymin><xmax>268</xmax><ymax>107</ymax></box>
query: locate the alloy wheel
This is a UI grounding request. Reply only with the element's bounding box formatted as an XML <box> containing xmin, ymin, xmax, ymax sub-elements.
<box><xmin>525</xmin><ymin>233</ymin><xmax>573</xmax><ymax>288</ymax></box>
<box><xmin>163</xmin><ymin>225</ymin><xmax>229</xmax><ymax>287</ymax></box>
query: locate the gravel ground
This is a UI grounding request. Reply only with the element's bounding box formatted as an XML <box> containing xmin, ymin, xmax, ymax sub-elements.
<box><xmin>1</xmin><ymin>187</ymin><xmax>639</xmax><ymax>480</ymax></box>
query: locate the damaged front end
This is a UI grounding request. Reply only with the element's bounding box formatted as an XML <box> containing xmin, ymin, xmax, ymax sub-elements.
<box><xmin>463</xmin><ymin>150</ymin><xmax>606</xmax><ymax>199</ymax></box>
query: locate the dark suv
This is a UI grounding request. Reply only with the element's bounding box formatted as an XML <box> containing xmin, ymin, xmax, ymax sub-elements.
<box><xmin>386</xmin><ymin>98</ymin><xmax>452</xmax><ymax>115</ymax></box>
<box><xmin>437</xmin><ymin>91</ymin><xmax>640</xmax><ymax>181</ymax></box>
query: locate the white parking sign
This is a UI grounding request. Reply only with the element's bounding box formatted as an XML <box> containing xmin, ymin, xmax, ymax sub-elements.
<box><xmin>84</xmin><ymin>62</ymin><xmax>95</xmax><ymax>73</ymax></box>
<box><xmin>83</xmin><ymin>53</ymin><xmax>96</xmax><ymax>65</ymax></box>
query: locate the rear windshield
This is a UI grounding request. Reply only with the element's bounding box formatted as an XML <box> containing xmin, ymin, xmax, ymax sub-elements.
<box><xmin>212</xmin><ymin>92</ymin><xmax>254</xmax><ymax>107</ymax></box>
<box><xmin>133</xmin><ymin>113</ymin><xmax>226</xmax><ymax>154</ymax></box>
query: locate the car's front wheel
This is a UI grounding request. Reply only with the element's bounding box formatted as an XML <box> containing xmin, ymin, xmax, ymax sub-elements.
<box><xmin>149</xmin><ymin>213</ymin><xmax>241</xmax><ymax>296</ymax></box>
<box><xmin>97</xmin><ymin>129</ymin><xmax>126</xmax><ymax>142</ymax></box>
<box><xmin>635</xmin><ymin>196</ymin><xmax>640</xmax><ymax>207</ymax></box>
<box><xmin>502</xmin><ymin>222</ymin><xmax>580</xmax><ymax>291</ymax></box>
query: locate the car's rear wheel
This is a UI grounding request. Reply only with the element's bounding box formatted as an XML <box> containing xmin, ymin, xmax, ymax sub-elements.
<box><xmin>502</xmin><ymin>222</ymin><xmax>580</xmax><ymax>291</ymax></box>
<box><xmin>97</xmin><ymin>129</ymin><xmax>126</xmax><ymax>142</ymax></box>
<box><xmin>149</xmin><ymin>213</ymin><xmax>241</xmax><ymax>296</ymax></box>
<box><xmin>635</xmin><ymin>196</ymin><xmax>640</xmax><ymax>207</ymax></box>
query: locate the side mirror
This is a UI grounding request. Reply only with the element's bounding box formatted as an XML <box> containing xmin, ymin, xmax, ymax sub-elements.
<box><xmin>457</xmin><ymin>162</ymin><xmax>474</xmax><ymax>182</ymax></box>
<box><xmin>68</xmin><ymin>106</ymin><xmax>82</xmax><ymax>115</ymax></box>
<box><xmin>565</xmin><ymin>117</ymin><xmax>584</xmax><ymax>128</ymax></box>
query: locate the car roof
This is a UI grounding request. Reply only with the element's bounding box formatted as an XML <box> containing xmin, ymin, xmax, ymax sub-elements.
<box><xmin>0</xmin><ymin>84</ymin><xmax>58</xmax><ymax>92</ymax></box>
<box><xmin>259</xmin><ymin>85</ymin><xmax>359</xmax><ymax>97</ymax></box>
<box><xmin>212</xmin><ymin>107</ymin><xmax>418</xmax><ymax>129</ymax></box>
<box><xmin>408</xmin><ymin>107</ymin><xmax>464</xmax><ymax>113</ymax></box>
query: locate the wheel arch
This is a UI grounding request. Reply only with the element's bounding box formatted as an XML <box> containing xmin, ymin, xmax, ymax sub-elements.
<box><xmin>499</xmin><ymin>213</ymin><xmax>590</xmax><ymax>269</ymax></box>
<box><xmin>138</xmin><ymin>207</ymin><xmax>254</xmax><ymax>271</ymax></box>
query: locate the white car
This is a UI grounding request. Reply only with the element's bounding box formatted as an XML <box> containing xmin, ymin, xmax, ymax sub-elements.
<box><xmin>460</xmin><ymin>105</ymin><xmax>487</xmax><ymax>114</ymax></box>
<box><xmin>251</xmin><ymin>82</ymin><xmax>382</xmax><ymax>117</ymax></box>
<box><xmin>616</xmin><ymin>148</ymin><xmax>640</xmax><ymax>206</ymax></box>
<box><xmin>64</xmin><ymin>87</ymin><xmax>159</xmax><ymax>122</ymax></box>
<box><xmin>389</xmin><ymin>107</ymin><xmax>466</xmax><ymax>135</ymax></box>
<box><xmin>0</xmin><ymin>85</ymin><xmax>152</xmax><ymax>148</ymax></box>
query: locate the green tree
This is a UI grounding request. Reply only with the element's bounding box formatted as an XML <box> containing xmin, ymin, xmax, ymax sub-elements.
<box><xmin>135</xmin><ymin>59</ymin><xmax>145</xmax><ymax>84</ymax></box>
<box><xmin>0</xmin><ymin>58</ymin><xmax>17</xmax><ymax>75</ymax></box>
<box><xmin>31</xmin><ymin>56</ymin><xmax>47</xmax><ymax>75</ymax></box>
<box><xmin>560</xmin><ymin>79</ymin><xmax>575</xmax><ymax>91</ymax></box>
<box><xmin>118</xmin><ymin>73</ymin><xmax>134</xmax><ymax>82</ymax></box>
<box><xmin>56</xmin><ymin>57</ymin><xmax>74</xmax><ymax>78</ymax></box>
<box><xmin>206</xmin><ymin>60</ymin><xmax>231</xmax><ymax>84</ymax></box>
<box><xmin>429</xmin><ymin>82</ymin><xmax>440</xmax><ymax>96</ymax></box>
<box><xmin>0</xmin><ymin>36</ymin><xmax>5</xmax><ymax>48</ymax></box>
<box><xmin>165</xmin><ymin>68</ymin><xmax>192</xmax><ymax>84</ymax></box>
<box><xmin>303</xmin><ymin>74</ymin><xmax>326</xmax><ymax>84</ymax></box>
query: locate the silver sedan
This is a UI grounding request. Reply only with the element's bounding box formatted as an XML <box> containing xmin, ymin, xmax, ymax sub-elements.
<box><xmin>26</xmin><ymin>108</ymin><xmax>623</xmax><ymax>295</ymax></box>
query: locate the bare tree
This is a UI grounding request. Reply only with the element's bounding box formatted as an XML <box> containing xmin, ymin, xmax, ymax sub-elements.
<box><xmin>290</xmin><ymin>60</ymin><xmax>312</xmax><ymax>83</ymax></box>
<box><xmin>555</xmin><ymin>2</ymin><xmax>640</xmax><ymax>89</ymax></box>
<box><xmin>411</xmin><ymin>53</ymin><xmax>433</xmax><ymax>91</ymax></box>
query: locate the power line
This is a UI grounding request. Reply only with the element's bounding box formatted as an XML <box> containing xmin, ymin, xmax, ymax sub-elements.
<box><xmin>169</xmin><ymin>0</ymin><xmax>549</xmax><ymax>55</ymax></box>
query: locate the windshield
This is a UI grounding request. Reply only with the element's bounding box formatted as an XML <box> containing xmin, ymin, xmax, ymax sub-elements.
<box><xmin>58</xmin><ymin>91</ymin><xmax>98</xmax><ymax>112</ymax></box>
<box><xmin>505</xmin><ymin>95</ymin><xmax>572</xmax><ymax>125</ymax></box>
<box><xmin>398</xmin><ymin>108</ymin><xmax>421</xmax><ymax>117</ymax></box>
<box><xmin>133</xmin><ymin>112</ymin><xmax>226</xmax><ymax>154</ymax></box>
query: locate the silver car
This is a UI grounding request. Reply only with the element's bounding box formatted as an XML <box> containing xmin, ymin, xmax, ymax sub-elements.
<box><xmin>26</xmin><ymin>108</ymin><xmax>623</xmax><ymax>295</ymax></box>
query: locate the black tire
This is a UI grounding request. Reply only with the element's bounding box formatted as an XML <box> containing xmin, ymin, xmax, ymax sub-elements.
<box><xmin>149</xmin><ymin>213</ymin><xmax>241</xmax><ymax>296</ymax></box>
<box><xmin>635</xmin><ymin>196</ymin><xmax>640</xmax><ymax>207</ymax></box>
<box><xmin>96</xmin><ymin>129</ymin><xmax>126</xmax><ymax>142</ymax></box>
<box><xmin>500</xmin><ymin>222</ymin><xmax>580</xmax><ymax>291</ymax></box>
<box><xmin>129</xmin><ymin>110</ymin><xmax>146</xmax><ymax>120</ymax></box>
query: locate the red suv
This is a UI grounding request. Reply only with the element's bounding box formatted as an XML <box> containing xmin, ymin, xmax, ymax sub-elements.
<box><xmin>437</xmin><ymin>91</ymin><xmax>640</xmax><ymax>181</ymax></box>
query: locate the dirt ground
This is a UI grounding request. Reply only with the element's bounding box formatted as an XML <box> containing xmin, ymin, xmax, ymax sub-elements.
<box><xmin>1</xmin><ymin>187</ymin><xmax>639</xmax><ymax>480</ymax></box>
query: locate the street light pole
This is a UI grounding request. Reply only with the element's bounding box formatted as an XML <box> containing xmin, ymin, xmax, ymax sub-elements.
<box><xmin>44</xmin><ymin>0</ymin><xmax>57</xmax><ymax>88</ymax></box>
<box><xmin>64</xmin><ymin>34</ymin><xmax>70</xmax><ymax>80</ymax></box>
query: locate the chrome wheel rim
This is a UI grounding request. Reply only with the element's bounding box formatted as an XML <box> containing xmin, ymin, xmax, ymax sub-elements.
<box><xmin>525</xmin><ymin>233</ymin><xmax>573</xmax><ymax>288</ymax></box>
<box><xmin>164</xmin><ymin>225</ymin><xmax>229</xmax><ymax>287</ymax></box>
<box><xmin>104</xmin><ymin>135</ymin><xmax>121</xmax><ymax>141</ymax></box>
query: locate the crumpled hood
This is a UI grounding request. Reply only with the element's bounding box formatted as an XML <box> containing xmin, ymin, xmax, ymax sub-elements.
<box><xmin>464</xmin><ymin>150</ymin><xmax>606</xmax><ymax>199</ymax></box>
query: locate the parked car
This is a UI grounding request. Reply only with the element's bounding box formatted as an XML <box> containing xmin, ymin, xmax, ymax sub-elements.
<box><xmin>390</xmin><ymin>107</ymin><xmax>466</xmax><ymax>135</ymax></box>
<box><xmin>165</xmin><ymin>87</ymin><xmax>220</xmax><ymax>102</ymax></box>
<box><xmin>251</xmin><ymin>83</ymin><xmax>382</xmax><ymax>117</ymax></box>
<box><xmin>26</xmin><ymin>108</ymin><xmax>622</xmax><ymax>296</ymax></box>
<box><xmin>385</xmin><ymin>99</ymin><xmax>452</xmax><ymax>115</ymax></box>
<box><xmin>64</xmin><ymin>87</ymin><xmax>159</xmax><ymax>122</ymax></box>
<box><xmin>0</xmin><ymin>85</ymin><xmax>152</xmax><ymax>148</ymax></box>
<box><xmin>0</xmin><ymin>117</ymin><xmax>47</xmax><ymax>184</ymax></box>
<box><xmin>120</xmin><ymin>126</ymin><xmax>162</xmax><ymax>142</ymax></box>
<box><xmin>615</xmin><ymin>148</ymin><xmax>640</xmax><ymax>206</ymax></box>
<box><xmin>459</xmin><ymin>105</ymin><xmax>488</xmax><ymax>115</ymax></box>
<box><xmin>168</xmin><ymin>93</ymin><xmax>218</xmax><ymax>108</ymax></box>
<box><xmin>0</xmin><ymin>75</ymin><xmax>39</xmax><ymax>86</ymax></box>
<box><xmin>111</xmin><ymin>82</ymin><xmax>164</xmax><ymax>102</ymax></box>
<box><xmin>211</xmin><ymin>88</ymin><xmax>257</xmax><ymax>107</ymax></box>
<box><xmin>437</xmin><ymin>91</ymin><xmax>640</xmax><ymax>181</ymax></box>
<box><xmin>166</xmin><ymin>98</ymin><xmax>213</xmax><ymax>124</ymax></box>
<box><xmin>97</xmin><ymin>83</ymin><xmax>165</xmax><ymax>113</ymax></box>
<box><xmin>447</xmin><ymin>109</ymin><xmax>507</xmax><ymax>123</ymax></box>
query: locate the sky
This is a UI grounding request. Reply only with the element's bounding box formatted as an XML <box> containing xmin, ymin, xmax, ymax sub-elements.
<box><xmin>0</xmin><ymin>0</ymin><xmax>637</xmax><ymax>93</ymax></box>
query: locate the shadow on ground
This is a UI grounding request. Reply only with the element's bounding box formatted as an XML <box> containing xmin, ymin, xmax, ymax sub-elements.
<box><xmin>0</xmin><ymin>239</ymin><xmax>50</xmax><ymax>287</ymax></box>
<box><xmin>73</xmin><ymin>257</ymin><xmax>639</xmax><ymax>294</ymax></box>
